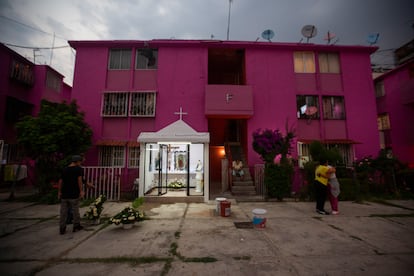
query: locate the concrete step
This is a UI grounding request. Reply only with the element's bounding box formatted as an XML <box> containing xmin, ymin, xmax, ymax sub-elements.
<box><xmin>234</xmin><ymin>195</ymin><xmax>266</xmax><ymax>202</ymax></box>
<box><xmin>232</xmin><ymin>180</ymin><xmax>254</xmax><ymax>186</ymax></box>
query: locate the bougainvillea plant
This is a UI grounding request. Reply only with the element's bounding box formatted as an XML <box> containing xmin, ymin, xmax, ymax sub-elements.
<box><xmin>252</xmin><ymin>127</ymin><xmax>295</xmax><ymax>164</ymax></box>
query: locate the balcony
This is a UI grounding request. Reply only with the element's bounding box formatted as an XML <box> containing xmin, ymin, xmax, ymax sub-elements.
<box><xmin>205</xmin><ymin>85</ymin><xmax>253</xmax><ymax>118</ymax></box>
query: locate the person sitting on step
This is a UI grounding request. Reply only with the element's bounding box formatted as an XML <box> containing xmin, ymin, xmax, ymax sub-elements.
<box><xmin>232</xmin><ymin>159</ymin><xmax>244</xmax><ymax>181</ymax></box>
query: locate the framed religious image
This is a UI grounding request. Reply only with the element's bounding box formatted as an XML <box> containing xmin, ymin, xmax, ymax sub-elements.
<box><xmin>175</xmin><ymin>152</ymin><xmax>187</xmax><ymax>171</ymax></box>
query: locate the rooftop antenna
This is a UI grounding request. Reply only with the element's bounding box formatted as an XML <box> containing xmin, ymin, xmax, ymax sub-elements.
<box><xmin>301</xmin><ymin>25</ymin><xmax>317</xmax><ymax>43</ymax></box>
<box><xmin>324</xmin><ymin>31</ymin><xmax>336</xmax><ymax>44</ymax></box>
<box><xmin>367</xmin><ymin>33</ymin><xmax>380</xmax><ymax>45</ymax></box>
<box><xmin>226</xmin><ymin>0</ymin><xmax>233</xmax><ymax>40</ymax></box>
<box><xmin>261</xmin><ymin>29</ymin><xmax>275</xmax><ymax>42</ymax></box>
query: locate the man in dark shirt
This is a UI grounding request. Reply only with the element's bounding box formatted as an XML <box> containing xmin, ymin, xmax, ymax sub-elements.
<box><xmin>58</xmin><ymin>155</ymin><xmax>85</xmax><ymax>234</ymax></box>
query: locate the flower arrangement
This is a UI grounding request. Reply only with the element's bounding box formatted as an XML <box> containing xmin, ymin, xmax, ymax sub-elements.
<box><xmin>109</xmin><ymin>197</ymin><xmax>145</xmax><ymax>226</ymax></box>
<box><xmin>84</xmin><ymin>194</ymin><xmax>106</xmax><ymax>220</ymax></box>
<box><xmin>109</xmin><ymin>207</ymin><xmax>144</xmax><ymax>225</ymax></box>
<box><xmin>168</xmin><ymin>180</ymin><xmax>184</xmax><ymax>189</ymax></box>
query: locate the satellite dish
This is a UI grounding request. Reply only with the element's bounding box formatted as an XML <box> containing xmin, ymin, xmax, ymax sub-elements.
<box><xmin>261</xmin><ymin>29</ymin><xmax>275</xmax><ymax>41</ymax></box>
<box><xmin>367</xmin><ymin>33</ymin><xmax>379</xmax><ymax>45</ymax></box>
<box><xmin>301</xmin><ymin>25</ymin><xmax>317</xmax><ymax>42</ymax></box>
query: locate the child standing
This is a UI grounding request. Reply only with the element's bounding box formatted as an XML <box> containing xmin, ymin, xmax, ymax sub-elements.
<box><xmin>327</xmin><ymin>165</ymin><xmax>340</xmax><ymax>215</ymax></box>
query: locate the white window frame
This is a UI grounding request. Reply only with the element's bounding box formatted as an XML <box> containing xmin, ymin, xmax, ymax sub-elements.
<box><xmin>102</xmin><ymin>92</ymin><xmax>129</xmax><ymax>117</ymax></box>
<box><xmin>296</xmin><ymin>95</ymin><xmax>320</xmax><ymax>119</ymax></box>
<box><xmin>294</xmin><ymin>51</ymin><xmax>315</xmax><ymax>73</ymax></box>
<box><xmin>136</xmin><ymin>49</ymin><xmax>158</xmax><ymax>69</ymax></box>
<box><xmin>322</xmin><ymin>96</ymin><xmax>346</xmax><ymax>120</ymax></box>
<box><xmin>129</xmin><ymin>92</ymin><xmax>156</xmax><ymax>117</ymax></box>
<box><xmin>128</xmin><ymin>146</ymin><xmax>140</xmax><ymax>168</ymax></box>
<box><xmin>297</xmin><ymin>142</ymin><xmax>354</xmax><ymax>167</ymax></box>
<box><xmin>98</xmin><ymin>146</ymin><xmax>125</xmax><ymax>167</ymax></box>
<box><xmin>109</xmin><ymin>49</ymin><xmax>131</xmax><ymax>70</ymax></box>
<box><xmin>318</xmin><ymin>52</ymin><xmax>340</xmax><ymax>73</ymax></box>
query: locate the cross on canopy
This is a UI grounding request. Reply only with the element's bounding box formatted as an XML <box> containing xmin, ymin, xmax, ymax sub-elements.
<box><xmin>174</xmin><ymin>107</ymin><xmax>188</xmax><ymax>121</ymax></box>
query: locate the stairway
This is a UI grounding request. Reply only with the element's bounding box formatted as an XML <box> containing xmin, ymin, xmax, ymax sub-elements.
<box><xmin>227</xmin><ymin>143</ymin><xmax>263</xmax><ymax>201</ymax></box>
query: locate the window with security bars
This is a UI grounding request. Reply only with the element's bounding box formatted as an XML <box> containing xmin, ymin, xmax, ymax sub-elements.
<box><xmin>128</xmin><ymin>146</ymin><xmax>140</xmax><ymax>168</ymax></box>
<box><xmin>109</xmin><ymin>49</ymin><xmax>131</xmax><ymax>70</ymax></box>
<box><xmin>130</xmin><ymin>92</ymin><xmax>156</xmax><ymax>116</ymax></box>
<box><xmin>102</xmin><ymin>93</ymin><xmax>129</xmax><ymax>116</ymax></box>
<box><xmin>294</xmin><ymin>51</ymin><xmax>315</xmax><ymax>73</ymax></box>
<box><xmin>136</xmin><ymin>49</ymin><xmax>158</xmax><ymax>69</ymax></box>
<box><xmin>99</xmin><ymin>146</ymin><xmax>125</xmax><ymax>167</ymax></box>
<box><xmin>318</xmin><ymin>53</ymin><xmax>340</xmax><ymax>73</ymax></box>
<box><xmin>322</xmin><ymin>96</ymin><xmax>345</xmax><ymax>119</ymax></box>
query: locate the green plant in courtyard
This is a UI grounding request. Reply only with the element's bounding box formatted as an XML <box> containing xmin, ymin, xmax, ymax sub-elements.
<box><xmin>16</xmin><ymin>100</ymin><xmax>92</xmax><ymax>195</ymax></box>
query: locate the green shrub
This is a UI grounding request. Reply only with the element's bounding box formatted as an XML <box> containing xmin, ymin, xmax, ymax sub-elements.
<box><xmin>265</xmin><ymin>163</ymin><xmax>293</xmax><ymax>200</ymax></box>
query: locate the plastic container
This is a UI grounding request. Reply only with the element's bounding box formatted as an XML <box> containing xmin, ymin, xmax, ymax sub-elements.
<box><xmin>220</xmin><ymin>200</ymin><xmax>231</xmax><ymax>217</ymax></box>
<box><xmin>252</xmin><ymin>208</ymin><xmax>267</xmax><ymax>228</ymax></box>
<box><xmin>215</xmin><ymin>197</ymin><xmax>227</xmax><ymax>215</ymax></box>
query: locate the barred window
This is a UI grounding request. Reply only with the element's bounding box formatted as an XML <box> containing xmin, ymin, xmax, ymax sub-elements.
<box><xmin>136</xmin><ymin>49</ymin><xmax>158</xmax><ymax>69</ymax></box>
<box><xmin>294</xmin><ymin>51</ymin><xmax>315</xmax><ymax>73</ymax></box>
<box><xmin>109</xmin><ymin>49</ymin><xmax>131</xmax><ymax>69</ymax></box>
<box><xmin>102</xmin><ymin>93</ymin><xmax>129</xmax><ymax>116</ymax></box>
<box><xmin>99</xmin><ymin>146</ymin><xmax>125</xmax><ymax>167</ymax></box>
<box><xmin>296</xmin><ymin>95</ymin><xmax>319</xmax><ymax>119</ymax></box>
<box><xmin>128</xmin><ymin>146</ymin><xmax>140</xmax><ymax>168</ymax></box>
<box><xmin>130</xmin><ymin>92</ymin><xmax>156</xmax><ymax>116</ymax></box>
<box><xmin>298</xmin><ymin>142</ymin><xmax>354</xmax><ymax>167</ymax></box>
<box><xmin>318</xmin><ymin>53</ymin><xmax>340</xmax><ymax>73</ymax></box>
<box><xmin>10</xmin><ymin>60</ymin><xmax>34</xmax><ymax>86</ymax></box>
<box><xmin>322</xmin><ymin>96</ymin><xmax>345</xmax><ymax>119</ymax></box>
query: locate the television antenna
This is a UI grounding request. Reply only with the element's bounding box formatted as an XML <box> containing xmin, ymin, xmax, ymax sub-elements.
<box><xmin>367</xmin><ymin>33</ymin><xmax>379</xmax><ymax>45</ymax></box>
<box><xmin>324</xmin><ymin>31</ymin><xmax>337</xmax><ymax>44</ymax></box>
<box><xmin>301</xmin><ymin>25</ymin><xmax>317</xmax><ymax>43</ymax></box>
<box><xmin>261</xmin><ymin>29</ymin><xmax>275</xmax><ymax>42</ymax></box>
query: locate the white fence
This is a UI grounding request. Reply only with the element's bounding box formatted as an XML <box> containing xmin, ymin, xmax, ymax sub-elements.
<box><xmin>83</xmin><ymin>167</ymin><xmax>122</xmax><ymax>201</ymax></box>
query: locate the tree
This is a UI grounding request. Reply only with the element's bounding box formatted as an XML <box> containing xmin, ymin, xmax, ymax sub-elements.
<box><xmin>16</xmin><ymin>100</ymin><xmax>92</xmax><ymax>194</ymax></box>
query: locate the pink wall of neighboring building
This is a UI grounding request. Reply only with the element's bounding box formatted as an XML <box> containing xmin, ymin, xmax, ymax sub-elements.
<box><xmin>69</xmin><ymin>39</ymin><xmax>380</xmax><ymax>192</ymax></box>
<box><xmin>375</xmin><ymin>60</ymin><xmax>414</xmax><ymax>166</ymax></box>
<box><xmin>0</xmin><ymin>44</ymin><xmax>71</xmax><ymax>145</ymax></box>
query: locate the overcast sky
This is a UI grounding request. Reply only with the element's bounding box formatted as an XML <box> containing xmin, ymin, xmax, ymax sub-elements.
<box><xmin>1</xmin><ymin>0</ymin><xmax>413</xmax><ymax>85</ymax></box>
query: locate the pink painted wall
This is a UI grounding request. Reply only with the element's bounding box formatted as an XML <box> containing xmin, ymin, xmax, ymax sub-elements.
<box><xmin>341</xmin><ymin>52</ymin><xmax>381</xmax><ymax>159</ymax></box>
<box><xmin>375</xmin><ymin>62</ymin><xmax>414</xmax><ymax>165</ymax></box>
<box><xmin>0</xmin><ymin>44</ymin><xmax>71</xmax><ymax>144</ymax></box>
<box><xmin>69</xmin><ymin>40</ymin><xmax>380</xmax><ymax>191</ymax></box>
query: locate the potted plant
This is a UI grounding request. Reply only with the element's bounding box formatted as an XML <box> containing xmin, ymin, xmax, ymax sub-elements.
<box><xmin>83</xmin><ymin>194</ymin><xmax>106</xmax><ymax>224</ymax></box>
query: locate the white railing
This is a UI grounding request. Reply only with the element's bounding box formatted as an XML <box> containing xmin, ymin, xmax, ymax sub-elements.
<box><xmin>83</xmin><ymin>167</ymin><xmax>122</xmax><ymax>201</ymax></box>
<box><xmin>254</xmin><ymin>164</ymin><xmax>265</xmax><ymax>198</ymax></box>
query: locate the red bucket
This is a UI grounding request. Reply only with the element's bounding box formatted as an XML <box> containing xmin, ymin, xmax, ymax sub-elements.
<box><xmin>220</xmin><ymin>201</ymin><xmax>231</xmax><ymax>217</ymax></box>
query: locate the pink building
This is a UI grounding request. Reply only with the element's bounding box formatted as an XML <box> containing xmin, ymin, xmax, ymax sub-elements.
<box><xmin>374</xmin><ymin>48</ymin><xmax>414</xmax><ymax>167</ymax></box>
<box><xmin>0</xmin><ymin>43</ymin><xmax>71</xmax><ymax>185</ymax></box>
<box><xmin>68</xmin><ymin>39</ymin><xmax>380</xmax><ymax>201</ymax></box>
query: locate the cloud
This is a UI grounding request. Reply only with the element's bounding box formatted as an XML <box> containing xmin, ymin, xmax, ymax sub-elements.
<box><xmin>0</xmin><ymin>0</ymin><xmax>413</xmax><ymax>85</ymax></box>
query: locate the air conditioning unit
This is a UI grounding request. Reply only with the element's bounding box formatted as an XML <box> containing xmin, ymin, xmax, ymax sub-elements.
<box><xmin>299</xmin><ymin>155</ymin><xmax>309</xmax><ymax>168</ymax></box>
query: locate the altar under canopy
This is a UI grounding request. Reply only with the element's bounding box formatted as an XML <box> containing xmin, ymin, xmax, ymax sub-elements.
<box><xmin>137</xmin><ymin>119</ymin><xmax>210</xmax><ymax>201</ymax></box>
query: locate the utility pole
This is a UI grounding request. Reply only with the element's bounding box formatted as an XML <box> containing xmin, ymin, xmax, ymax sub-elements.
<box><xmin>226</xmin><ymin>0</ymin><xmax>233</xmax><ymax>40</ymax></box>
